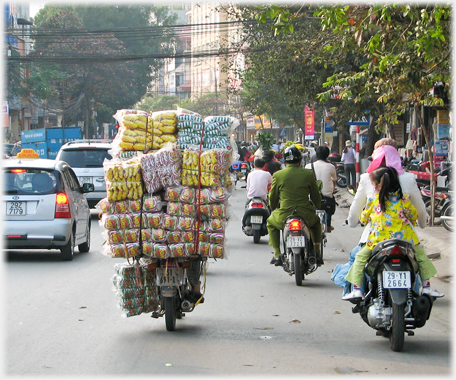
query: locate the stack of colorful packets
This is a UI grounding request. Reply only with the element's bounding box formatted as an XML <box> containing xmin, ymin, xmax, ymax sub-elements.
<box><xmin>140</xmin><ymin>143</ymin><xmax>182</xmax><ymax>194</ymax></box>
<box><xmin>181</xmin><ymin>148</ymin><xmax>232</xmax><ymax>188</ymax></box>
<box><xmin>149</xmin><ymin>110</ymin><xmax>179</xmax><ymax>149</ymax></box>
<box><xmin>112</xmin><ymin>109</ymin><xmax>157</xmax><ymax>152</ymax></box>
<box><xmin>96</xmin><ymin>195</ymin><xmax>164</xmax><ymax>259</ymax></box>
<box><xmin>103</xmin><ymin>156</ymin><xmax>143</xmax><ymax>202</ymax></box>
<box><xmin>112</xmin><ymin>262</ymin><xmax>159</xmax><ymax>318</ymax></box>
<box><xmin>162</xmin><ymin>186</ymin><xmax>229</xmax><ymax>259</ymax></box>
<box><xmin>176</xmin><ymin>110</ymin><xmax>204</xmax><ymax>149</ymax></box>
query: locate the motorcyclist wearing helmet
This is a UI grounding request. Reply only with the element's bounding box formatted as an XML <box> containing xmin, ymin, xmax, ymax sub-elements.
<box><xmin>267</xmin><ymin>145</ymin><xmax>323</xmax><ymax>266</ymax></box>
<box><xmin>262</xmin><ymin>150</ymin><xmax>282</xmax><ymax>175</ymax></box>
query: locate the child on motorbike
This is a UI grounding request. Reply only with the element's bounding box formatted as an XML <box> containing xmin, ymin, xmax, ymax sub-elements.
<box><xmin>343</xmin><ymin>166</ymin><xmax>443</xmax><ymax>300</ymax></box>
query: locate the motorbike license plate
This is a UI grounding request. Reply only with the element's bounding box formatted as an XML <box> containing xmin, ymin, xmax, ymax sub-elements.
<box><xmin>382</xmin><ymin>271</ymin><xmax>411</xmax><ymax>289</ymax></box>
<box><xmin>251</xmin><ymin>215</ymin><xmax>263</xmax><ymax>224</ymax></box>
<box><xmin>287</xmin><ymin>236</ymin><xmax>306</xmax><ymax>248</ymax></box>
<box><xmin>6</xmin><ymin>201</ymin><xmax>26</xmax><ymax>215</ymax></box>
<box><xmin>241</xmin><ymin>169</ymin><xmax>247</xmax><ymax>173</ymax></box>
<box><xmin>156</xmin><ymin>267</ymin><xmax>184</xmax><ymax>286</ymax></box>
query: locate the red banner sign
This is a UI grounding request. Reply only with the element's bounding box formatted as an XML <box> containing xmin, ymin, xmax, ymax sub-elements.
<box><xmin>304</xmin><ymin>106</ymin><xmax>314</xmax><ymax>136</ymax></box>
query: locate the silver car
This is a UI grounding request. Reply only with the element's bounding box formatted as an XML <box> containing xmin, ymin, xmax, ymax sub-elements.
<box><xmin>56</xmin><ymin>140</ymin><xmax>112</xmax><ymax>208</ymax></box>
<box><xmin>3</xmin><ymin>154</ymin><xmax>94</xmax><ymax>260</ymax></box>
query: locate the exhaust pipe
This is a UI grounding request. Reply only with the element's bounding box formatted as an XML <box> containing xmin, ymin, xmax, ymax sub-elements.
<box><xmin>181</xmin><ymin>300</ymin><xmax>194</xmax><ymax>312</ymax></box>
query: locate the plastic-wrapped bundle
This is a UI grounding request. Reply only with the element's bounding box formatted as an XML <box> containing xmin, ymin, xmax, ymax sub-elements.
<box><xmin>112</xmin><ymin>263</ymin><xmax>159</xmax><ymax>318</ymax></box>
<box><xmin>104</xmin><ymin>157</ymin><xmax>143</xmax><ymax>201</ymax></box>
<box><xmin>140</xmin><ymin>144</ymin><xmax>182</xmax><ymax>194</ymax></box>
<box><xmin>142</xmin><ymin>195</ymin><xmax>164</xmax><ymax>212</ymax></box>
<box><xmin>112</xmin><ymin>109</ymin><xmax>165</xmax><ymax>153</ymax></box>
<box><xmin>149</xmin><ymin>111</ymin><xmax>178</xmax><ymax>150</ymax></box>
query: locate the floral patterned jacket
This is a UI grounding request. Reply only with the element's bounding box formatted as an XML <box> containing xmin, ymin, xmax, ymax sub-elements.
<box><xmin>360</xmin><ymin>192</ymin><xmax>419</xmax><ymax>249</ymax></box>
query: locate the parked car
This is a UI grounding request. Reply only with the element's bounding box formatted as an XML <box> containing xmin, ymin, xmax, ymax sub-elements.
<box><xmin>3</xmin><ymin>149</ymin><xmax>94</xmax><ymax>260</ymax></box>
<box><xmin>55</xmin><ymin>140</ymin><xmax>112</xmax><ymax>208</ymax></box>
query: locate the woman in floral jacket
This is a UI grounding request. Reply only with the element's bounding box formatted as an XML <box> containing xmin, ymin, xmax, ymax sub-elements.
<box><xmin>343</xmin><ymin>166</ymin><xmax>443</xmax><ymax>300</ymax></box>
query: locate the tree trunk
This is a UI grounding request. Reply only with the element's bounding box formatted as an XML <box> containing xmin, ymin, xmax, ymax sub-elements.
<box><xmin>415</xmin><ymin>102</ymin><xmax>435</xmax><ymax>226</ymax></box>
<box><xmin>360</xmin><ymin>123</ymin><xmax>381</xmax><ymax>159</ymax></box>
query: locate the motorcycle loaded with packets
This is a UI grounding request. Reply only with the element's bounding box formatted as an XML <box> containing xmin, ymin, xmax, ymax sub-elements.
<box><xmin>149</xmin><ymin>257</ymin><xmax>206</xmax><ymax>331</ymax></box>
<box><xmin>279</xmin><ymin>210</ymin><xmax>327</xmax><ymax>286</ymax></box>
<box><xmin>346</xmin><ymin>239</ymin><xmax>436</xmax><ymax>352</ymax></box>
<box><xmin>242</xmin><ymin>197</ymin><xmax>270</xmax><ymax>243</ymax></box>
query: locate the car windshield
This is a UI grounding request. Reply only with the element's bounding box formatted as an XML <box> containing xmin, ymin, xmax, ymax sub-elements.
<box><xmin>59</xmin><ymin>149</ymin><xmax>111</xmax><ymax>168</ymax></box>
<box><xmin>4</xmin><ymin>169</ymin><xmax>58</xmax><ymax>195</ymax></box>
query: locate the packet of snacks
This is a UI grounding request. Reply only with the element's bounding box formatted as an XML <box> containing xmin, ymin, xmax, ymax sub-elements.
<box><xmin>140</xmin><ymin>144</ymin><xmax>182</xmax><ymax>193</ymax></box>
<box><xmin>104</xmin><ymin>157</ymin><xmax>143</xmax><ymax>201</ymax></box>
<box><xmin>179</xmin><ymin>186</ymin><xmax>195</xmax><ymax>203</ymax></box>
<box><xmin>142</xmin><ymin>194</ymin><xmax>163</xmax><ymax>212</ymax></box>
<box><xmin>145</xmin><ymin>212</ymin><xmax>163</xmax><ymax>228</ymax></box>
<box><xmin>164</xmin><ymin>187</ymin><xmax>181</xmax><ymax>202</ymax></box>
<box><xmin>210</xmin><ymin>243</ymin><xmax>225</xmax><ymax>258</ymax></box>
<box><xmin>209</xmin><ymin>203</ymin><xmax>227</xmax><ymax>219</ymax></box>
<box><xmin>209</xmin><ymin>233</ymin><xmax>225</xmax><ymax>244</ymax></box>
<box><xmin>169</xmin><ymin>243</ymin><xmax>187</xmax><ymax>258</ymax></box>
<box><xmin>167</xmin><ymin>201</ymin><xmax>181</xmax><ymax>216</ymax></box>
<box><xmin>153</xmin><ymin>243</ymin><xmax>169</xmax><ymax>259</ymax></box>
<box><xmin>112</xmin><ymin>109</ymin><xmax>154</xmax><ymax>153</ymax></box>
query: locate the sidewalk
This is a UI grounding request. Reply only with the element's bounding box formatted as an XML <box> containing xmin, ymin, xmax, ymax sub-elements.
<box><xmin>335</xmin><ymin>188</ymin><xmax>453</xmax><ymax>283</ymax></box>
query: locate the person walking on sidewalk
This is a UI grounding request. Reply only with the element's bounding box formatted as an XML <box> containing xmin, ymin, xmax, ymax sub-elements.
<box><xmin>342</xmin><ymin>140</ymin><xmax>356</xmax><ymax>191</ymax></box>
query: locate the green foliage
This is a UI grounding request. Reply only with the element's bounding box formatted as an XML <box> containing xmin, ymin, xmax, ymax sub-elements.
<box><xmin>256</xmin><ymin>131</ymin><xmax>275</xmax><ymax>151</ymax></box>
<box><xmin>26</xmin><ymin>4</ymin><xmax>177</xmax><ymax>126</ymax></box>
<box><xmin>135</xmin><ymin>95</ymin><xmax>180</xmax><ymax>113</ymax></box>
<box><xmin>180</xmin><ymin>93</ymin><xmax>226</xmax><ymax>118</ymax></box>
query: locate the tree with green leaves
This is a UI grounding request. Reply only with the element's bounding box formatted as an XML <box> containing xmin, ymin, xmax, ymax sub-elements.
<box><xmin>24</xmin><ymin>4</ymin><xmax>177</xmax><ymax>133</ymax></box>
<box><xmin>253</xmin><ymin>3</ymin><xmax>451</xmax><ymax>224</ymax></box>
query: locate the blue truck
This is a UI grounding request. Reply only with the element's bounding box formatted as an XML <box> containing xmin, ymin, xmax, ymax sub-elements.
<box><xmin>21</xmin><ymin>127</ymin><xmax>82</xmax><ymax>159</ymax></box>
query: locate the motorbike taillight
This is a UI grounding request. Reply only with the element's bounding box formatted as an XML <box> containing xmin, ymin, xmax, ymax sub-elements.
<box><xmin>251</xmin><ymin>202</ymin><xmax>264</xmax><ymax>208</ymax></box>
<box><xmin>241</xmin><ymin>163</ymin><xmax>248</xmax><ymax>168</ymax></box>
<box><xmin>289</xmin><ymin>220</ymin><xmax>301</xmax><ymax>231</ymax></box>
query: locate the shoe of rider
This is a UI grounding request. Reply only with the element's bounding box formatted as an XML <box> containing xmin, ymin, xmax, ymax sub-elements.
<box><xmin>342</xmin><ymin>286</ymin><xmax>363</xmax><ymax>300</ymax></box>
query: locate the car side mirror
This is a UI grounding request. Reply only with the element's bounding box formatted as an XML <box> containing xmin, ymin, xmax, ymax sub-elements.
<box><xmin>82</xmin><ymin>183</ymin><xmax>95</xmax><ymax>193</ymax></box>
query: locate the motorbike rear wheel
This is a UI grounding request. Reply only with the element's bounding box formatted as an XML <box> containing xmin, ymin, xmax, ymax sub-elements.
<box><xmin>390</xmin><ymin>303</ymin><xmax>405</xmax><ymax>352</ymax></box>
<box><xmin>164</xmin><ymin>296</ymin><xmax>177</xmax><ymax>331</ymax></box>
<box><xmin>441</xmin><ymin>202</ymin><xmax>453</xmax><ymax>232</ymax></box>
<box><xmin>253</xmin><ymin>229</ymin><xmax>261</xmax><ymax>244</ymax></box>
<box><xmin>294</xmin><ymin>253</ymin><xmax>303</xmax><ymax>286</ymax></box>
<box><xmin>336</xmin><ymin>169</ymin><xmax>347</xmax><ymax>188</ymax></box>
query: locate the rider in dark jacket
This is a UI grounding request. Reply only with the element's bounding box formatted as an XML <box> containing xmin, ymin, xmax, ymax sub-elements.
<box><xmin>262</xmin><ymin>150</ymin><xmax>282</xmax><ymax>175</ymax></box>
<box><xmin>267</xmin><ymin>145</ymin><xmax>322</xmax><ymax>266</ymax></box>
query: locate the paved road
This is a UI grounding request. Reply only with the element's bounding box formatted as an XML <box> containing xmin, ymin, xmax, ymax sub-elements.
<box><xmin>4</xmin><ymin>185</ymin><xmax>451</xmax><ymax>376</ymax></box>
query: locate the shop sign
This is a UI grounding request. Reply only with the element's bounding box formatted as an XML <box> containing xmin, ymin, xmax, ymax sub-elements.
<box><xmin>304</xmin><ymin>105</ymin><xmax>314</xmax><ymax>136</ymax></box>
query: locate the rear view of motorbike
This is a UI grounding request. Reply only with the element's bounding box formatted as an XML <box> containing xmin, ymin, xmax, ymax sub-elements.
<box><xmin>242</xmin><ymin>197</ymin><xmax>270</xmax><ymax>243</ymax></box>
<box><xmin>280</xmin><ymin>215</ymin><xmax>323</xmax><ymax>286</ymax></box>
<box><xmin>347</xmin><ymin>239</ymin><xmax>435</xmax><ymax>352</ymax></box>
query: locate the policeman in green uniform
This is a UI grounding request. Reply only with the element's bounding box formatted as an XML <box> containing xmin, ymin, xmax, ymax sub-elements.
<box><xmin>267</xmin><ymin>145</ymin><xmax>323</xmax><ymax>266</ymax></box>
